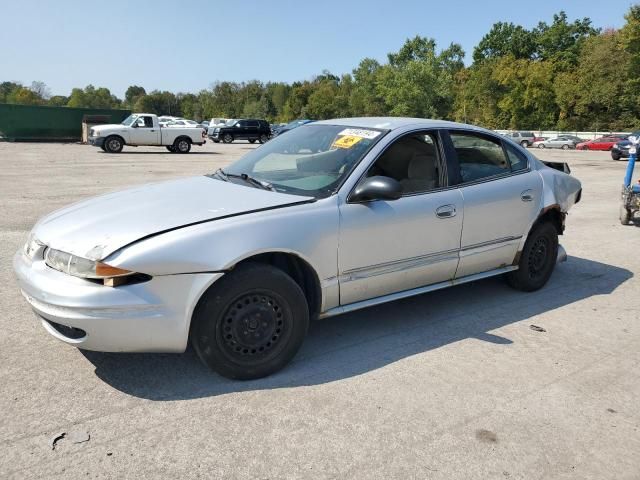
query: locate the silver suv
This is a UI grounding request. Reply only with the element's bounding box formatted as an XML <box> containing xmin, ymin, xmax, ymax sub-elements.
<box><xmin>506</xmin><ymin>131</ymin><xmax>536</xmax><ymax>148</ymax></box>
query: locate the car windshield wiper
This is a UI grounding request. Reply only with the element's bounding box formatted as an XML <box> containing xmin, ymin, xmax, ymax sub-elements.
<box><xmin>214</xmin><ymin>169</ymin><xmax>274</xmax><ymax>191</ymax></box>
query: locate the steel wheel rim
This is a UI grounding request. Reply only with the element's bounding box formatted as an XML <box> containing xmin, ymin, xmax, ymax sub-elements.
<box><xmin>217</xmin><ymin>290</ymin><xmax>291</xmax><ymax>365</ymax></box>
<box><xmin>528</xmin><ymin>237</ymin><xmax>550</xmax><ymax>277</ymax></box>
<box><xmin>178</xmin><ymin>140</ymin><xmax>188</xmax><ymax>151</ymax></box>
<box><xmin>108</xmin><ymin>139</ymin><xmax>120</xmax><ymax>150</ymax></box>
<box><xmin>224</xmin><ymin>134</ymin><xmax>232</xmax><ymax>142</ymax></box>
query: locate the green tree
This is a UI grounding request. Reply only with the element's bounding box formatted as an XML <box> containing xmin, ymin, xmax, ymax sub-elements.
<box><xmin>473</xmin><ymin>22</ymin><xmax>537</xmax><ymax>63</ymax></box>
<box><xmin>124</xmin><ymin>85</ymin><xmax>146</xmax><ymax>107</ymax></box>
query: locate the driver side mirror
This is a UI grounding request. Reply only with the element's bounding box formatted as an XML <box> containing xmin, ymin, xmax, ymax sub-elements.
<box><xmin>131</xmin><ymin>122</ymin><xmax>139</xmax><ymax>128</ymax></box>
<box><xmin>350</xmin><ymin>176</ymin><xmax>403</xmax><ymax>203</ymax></box>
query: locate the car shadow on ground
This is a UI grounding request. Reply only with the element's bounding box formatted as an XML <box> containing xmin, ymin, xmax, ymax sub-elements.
<box><xmin>81</xmin><ymin>256</ymin><xmax>632</xmax><ymax>401</ymax></box>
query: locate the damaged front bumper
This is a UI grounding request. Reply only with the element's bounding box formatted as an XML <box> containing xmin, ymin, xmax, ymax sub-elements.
<box><xmin>13</xmin><ymin>249</ymin><xmax>222</xmax><ymax>353</ymax></box>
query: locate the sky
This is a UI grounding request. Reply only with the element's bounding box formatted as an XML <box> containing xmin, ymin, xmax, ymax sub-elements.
<box><xmin>0</xmin><ymin>0</ymin><xmax>635</xmax><ymax>98</ymax></box>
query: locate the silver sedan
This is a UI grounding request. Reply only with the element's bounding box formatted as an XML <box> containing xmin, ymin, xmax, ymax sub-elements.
<box><xmin>533</xmin><ymin>136</ymin><xmax>577</xmax><ymax>149</ymax></box>
<box><xmin>14</xmin><ymin>118</ymin><xmax>582</xmax><ymax>379</ymax></box>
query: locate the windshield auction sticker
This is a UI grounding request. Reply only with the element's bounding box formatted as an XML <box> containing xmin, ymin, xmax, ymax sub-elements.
<box><xmin>333</xmin><ymin>135</ymin><xmax>364</xmax><ymax>149</ymax></box>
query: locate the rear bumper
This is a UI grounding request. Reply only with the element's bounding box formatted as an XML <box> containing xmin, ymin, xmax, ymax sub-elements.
<box><xmin>13</xmin><ymin>249</ymin><xmax>223</xmax><ymax>353</ymax></box>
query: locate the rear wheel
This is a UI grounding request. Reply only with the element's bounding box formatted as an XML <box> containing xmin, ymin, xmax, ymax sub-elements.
<box><xmin>222</xmin><ymin>133</ymin><xmax>234</xmax><ymax>144</ymax></box>
<box><xmin>506</xmin><ymin>222</ymin><xmax>558</xmax><ymax>292</ymax></box>
<box><xmin>248</xmin><ymin>139</ymin><xmax>256</xmax><ymax>144</ymax></box>
<box><xmin>174</xmin><ymin>138</ymin><xmax>191</xmax><ymax>153</ymax></box>
<box><xmin>561</xmin><ymin>144</ymin><xmax>569</xmax><ymax>150</ymax></box>
<box><xmin>104</xmin><ymin>135</ymin><xmax>124</xmax><ymax>153</ymax></box>
<box><xmin>191</xmin><ymin>263</ymin><xmax>309</xmax><ymax>380</ymax></box>
<box><xmin>538</xmin><ymin>144</ymin><xmax>545</xmax><ymax>149</ymax></box>
<box><xmin>259</xmin><ymin>134</ymin><xmax>269</xmax><ymax>144</ymax></box>
<box><xmin>520</xmin><ymin>140</ymin><xmax>529</xmax><ymax>148</ymax></box>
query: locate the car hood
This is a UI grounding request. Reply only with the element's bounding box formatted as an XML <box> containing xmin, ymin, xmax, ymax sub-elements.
<box><xmin>91</xmin><ymin>124</ymin><xmax>127</xmax><ymax>133</ymax></box>
<box><xmin>32</xmin><ymin>176</ymin><xmax>313</xmax><ymax>261</ymax></box>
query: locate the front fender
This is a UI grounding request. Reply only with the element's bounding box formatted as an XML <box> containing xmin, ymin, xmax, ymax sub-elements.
<box><xmin>103</xmin><ymin>197</ymin><xmax>340</xmax><ymax>305</ymax></box>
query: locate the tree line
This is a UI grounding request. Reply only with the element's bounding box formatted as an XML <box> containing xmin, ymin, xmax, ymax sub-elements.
<box><xmin>2</xmin><ymin>6</ymin><xmax>640</xmax><ymax>131</ymax></box>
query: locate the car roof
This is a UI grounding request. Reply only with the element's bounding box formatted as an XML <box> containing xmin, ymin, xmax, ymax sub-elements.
<box><xmin>314</xmin><ymin>117</ymin><xmax>487</xmax><ymax>132</ymax></box>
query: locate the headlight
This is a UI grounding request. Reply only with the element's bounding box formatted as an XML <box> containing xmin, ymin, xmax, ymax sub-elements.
<box><xmin>44</xmin><ymin>248</ymin><xmax>133</xmax><ymax>280</ymax></box>
<box><xmin>23</xmin><ymin>234</ymin><xmax>44</xmax><ymax>259</ymax></box>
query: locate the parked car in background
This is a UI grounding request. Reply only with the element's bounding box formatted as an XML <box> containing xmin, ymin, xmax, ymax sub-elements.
<box><xmin>273</xmin><ymin>119</ymin><xmax>315</xmax><ymax>137</ymax></box>
<box><xmin>533</xmin><ymin>136</ymin><xmax>578</xmax><ymax>150</ymax></box>
<box><xmin>270</xmin><ymin>123</ymin><xmax>286</xmax><ymax>135</ymax></box>
<box><xmin>611</xmin><ymin>132</ymin><xmax>640</xmax><ymax>160</ymax></box>
<box><xmin>504</xmin><ymin>131</ymin><xmax>536</xmax><ymax>148</ymax></box>
<box><xmin>210</xmin><ymin>119</ymin><xmax>271</xmax><ymax>144</ymax></box>
<box><xmin>158</xmin><ymin>115</ymin><xmax>180</xmax><ymax>127</ymax></box>
<box><xmin>576</xmin><ymin>137</ymin><xmax>621</xmax><ymax>151</ymax></box>
<box><xmin>167</xmin><ymin>119</ymin><xmax>206</xmax><ymax>131</ymax></box>
<box><xmin>15</xmin><ymin>117</ymin><xmax>582</xmax><ymax>379</ymax></box>
<box><xmin>559</xmin><ymin>135</ymin><xmax>585</xmax><ymax>144</ymax></box>
<box><xmin>89</xmin><ymin>113</ymin><xmax>206</xmax><ymax>153</ymax></box>
<box><xmin>532</xmin><ymin>136</ymin><xmax>547</xmax><ymax>143</ymax></box>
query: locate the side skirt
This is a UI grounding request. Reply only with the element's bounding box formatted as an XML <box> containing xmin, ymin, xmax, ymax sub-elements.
<box><xmin>318</xmin><ymin>265</ymin><xmax>518</xmax><ymax>319</ymax></box>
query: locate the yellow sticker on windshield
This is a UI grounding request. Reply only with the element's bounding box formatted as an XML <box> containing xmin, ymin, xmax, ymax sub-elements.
<box><xmin>332</xmin><ymin>135</ymin><xmax>363</xmax><ymax>149</ymax></box>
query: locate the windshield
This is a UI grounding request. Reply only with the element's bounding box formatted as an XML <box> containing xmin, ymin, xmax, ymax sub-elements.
<box><xmin>121</xmin><ymin>115</ymin><xmax>137</xmax><ymax>126</ymax></box>
<box><xmin>217</xmin><ymin>124</ymin><xmax>387</xmax><ymax>198</ymax></box>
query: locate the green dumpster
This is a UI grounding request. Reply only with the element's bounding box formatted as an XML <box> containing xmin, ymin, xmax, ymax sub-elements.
<box><xmin>0</xmin><ymin>104</ymin><xmax>131</xmax><ymax>141</ymax></box>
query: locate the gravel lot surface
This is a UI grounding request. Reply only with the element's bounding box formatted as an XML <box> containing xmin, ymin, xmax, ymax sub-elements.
<box><xmin>1</xmin><ymin>141</ymin><xmax>638</xmax><ymax>479</ymax></box>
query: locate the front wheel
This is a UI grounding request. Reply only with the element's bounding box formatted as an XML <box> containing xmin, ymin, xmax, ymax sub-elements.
<box><xmin>104</xmin><ymin>136</ymin><xmax>124</xmax><ymax>153</ymax></box>
<box><xmin>191</xmin><ymin>263</ymin><xmax>309</xmax><ymax>380</ymax></box>
<box><xmin>620</xmin><ymin>205</ymin><xmax>632</xmax><ymax>225</ymax></box>
<box><xmin>166</xmin><ymin>145</ymin><xmax>176</xmax><ymax>152</ymax></box>
<box><xmin>612</xmin><ymin>153</ymin><xmax>621</xmax><ymax>161</ymax></box>
<box><xmin>561</xmin><ymin>144</ymin><xmax>569</xmax><ymax>150</ymax></box>
<box><xmin>538</xmin><ymin>144</ymin><xmax>545</xmax><ymax>149</ymax></box>
<box><xmin>248</xmin><ymin>139</ymin><xmax>256</xmax><ymax>144</ymax></box>
<box><xmin>222</xmin><ymin>133</ymin><xmax>234</xmax><ymax>144</ymax></box>
<box><xmin>506</xmin><ymin>222</ymin><xmax>558</xmax><ymax>292</ymax></box>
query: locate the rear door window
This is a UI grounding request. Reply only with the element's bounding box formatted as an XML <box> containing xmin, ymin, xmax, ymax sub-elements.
<box><xmin>449</xmin><ymin>131</ymin><xmax>510</xmax><ymax>183</ymax></box>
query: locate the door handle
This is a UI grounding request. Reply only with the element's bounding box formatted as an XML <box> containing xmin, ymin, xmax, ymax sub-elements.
<box><xmin>436</xmin><ymin>204</ymin><xmax>456</xmax><ymax>218</ymax></box>
<box><xmin>150</xmin><ymin>129</ymin><xmax>156</xmax><ymax>132</ymax></box>
<box><xmin>521</xmin><ymin>189</ymin><xmax>534</xmax><ymax>202</ymax></box>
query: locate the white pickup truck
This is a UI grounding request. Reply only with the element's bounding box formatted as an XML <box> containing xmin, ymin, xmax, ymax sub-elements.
<box><xmin>89</xmin><ymin>113</ymin><xmax>206</xmax><ymax>153</ymax></box>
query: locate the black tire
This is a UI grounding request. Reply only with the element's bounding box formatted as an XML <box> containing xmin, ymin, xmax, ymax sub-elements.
<box><xmin>174</xmin><ymin>137</ymin><xmax>191</xmax><ymax>153</ymax></box>
<box><xmin>248</xmin><ymin>139</ymin><xmax>256</xmax><ymax>144</ymax></box>
<box><xmin>259</xmin><ymin>134</ymin><xmax>269</xmax><ymax>144</ymax></box>
<box><xmin>561</xmin><ymin>144</ymin><xmax>569</xmax><ymax>150</ymax></box>
<box><xmin>620</xmin><ymin>205</ymin><xmax>632</xmax><ymax>225</ymax></box>
<box><xmin>191</xmin><ymin>263</ymin><xmax>309</xmax><ymax>380</ymax></box>
<box><xmin>520</xmin><ymin>140</ymin><xmax>529</xmax><ymax>148</ymax></box>
<box><xmin>506</xmin><ymin>222</ymin><xmax>558</xmax><ymax>292</ymax></box>
<box><xmin>537</xmin><ymin>144</ymin><xmax>545</xmax><ymax>149</ymax></box>
<box><xmin>222</xmin><ymin>133</ymin><xmax>234</xmax><ymax>144</ymax></box>
<box><xmin>213</xmin><ymin>140</ymin><xmax>220</xmax><ymax>143</ymax></box>
<box><xmin>100</xmin><ymin>145</ymin><xmax>107</xmax><ymax>152</ymax></box>
<box><xmin>104</xmin><ymin>135</ymin><xmax>124</xmax><ymax>153</ymax></box>
<box><xmin>611</xmin><ymin>153</ymin><xmax>621</xmax><ymax>161</ymax></box>
<box><xmin>166</xmin><ymin>145</ymin><xmax>176</xmax><ymax>152</ymax></box>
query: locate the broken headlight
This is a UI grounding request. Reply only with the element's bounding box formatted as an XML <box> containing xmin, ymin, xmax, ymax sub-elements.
<box><xmin>44</xmin><ymin>248</ymin><xmax>133</xmax><ymax>280</ymax></box>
